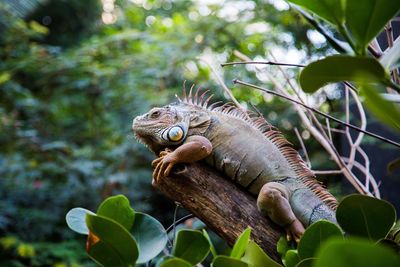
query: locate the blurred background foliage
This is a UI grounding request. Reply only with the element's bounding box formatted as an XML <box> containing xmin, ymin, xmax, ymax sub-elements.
<box><xmin>0</xmin><ymin>0</ymin><xmax>398</xmax><ymax>266</ymax></box>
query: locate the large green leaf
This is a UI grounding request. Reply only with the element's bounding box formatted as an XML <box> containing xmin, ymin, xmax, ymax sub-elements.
<box><xmin>298</xmin><ymin>220</ymin><xmax>343</xmax><ymax>259</ymax></box>
<box><xmin>380</xmin><ymin>37</ymin><xmax>400</xmax><ymax>70</ymax></box>
<box><xmin>203</xmin><ymin>229</ymin><xmax>217</xmax><ymax>258</ymax></box>
<box><xmin>285</xmin><ymin>250</ymin><xmax>300</xmax><ymax>267</ymax></box>
<box><xmin>241</xmin><ymin>240</ymin><xmax>282</xmax><ymax>267</ymax></box>
<box><xmin>158</xmin><ymin>257</ymin><xmax>193</xmax><ymax>267</ymax></box>
<box><xmin>315</xmin><ymin>238</ymin><xmax>400</xmax><ymax>267</ymax></box>
<box><xmin>86</xmin><ymin>214</ymin><xmax>139</xmax><ymax>266</ymax></box>
<box><xmin>346</xmin><ymin>0</ymin><xmax>400</xmax><ymax>53</ymax></box>
<box><xmin>230</xmin><ymin>227</ymin><xmax>252</xmax><ymax>259</ymax></box>
<box><xmin>287</xmin><ymin>0</ymin><xmax>345</xmax><ymax>25</ymax></box>
<box><xmin>172</xmin><ymin>230</ymin><xmax>210</xmax><ymax>265</ymax></box>
<box><xmin>131</xmin><ymin>212</ymin><xmax>168</xmax><ymax>264</ymax></box>
<box><xmin>361</xmin><ymin>84</ymin><xmax>400</xmax><ymax>131</ymax></box>
<box><xmin>212</xmin><ymin>255</ymin><xmax>249</xmax><ymax>267</ymax></box>
<box><xmin>96</xmin><ymin>195</ymin><xmax>135</xmax><ymax>231</ymax></box>
<box><xmin>336</xmin><ymin>194</ymin><xmax>397</xmax><ymax>241</ymax></box>
<box><xmin>88</xmin><ymin>241</ymin><xmax>127</xmax><ymax>267</ymax></box>
<box><xmin>299</xmin><ymin>55</ymin><xmax>386</xmax><ymax>93</ymax></box>
<box><xmin>276</xmin><ymin>236</ymin><xmax>290</xmax><ymax>258</ymax></box>
<box><xmin>65</xmin><ymin>207</ymin><xmax>95</xmax><ymax>235</ymax></box>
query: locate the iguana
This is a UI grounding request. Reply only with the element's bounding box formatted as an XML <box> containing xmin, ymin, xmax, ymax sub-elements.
<box><xmin>132</xmin><ymin>88</ymin><xmax>337</xmax><ymax>241</ymax></box>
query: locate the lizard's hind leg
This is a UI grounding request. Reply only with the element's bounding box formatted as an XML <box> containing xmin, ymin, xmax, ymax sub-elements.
<box><xmin>257</xmin><ymin>182</ymin><xmax>305</xmax><ymax>242</ymax></box>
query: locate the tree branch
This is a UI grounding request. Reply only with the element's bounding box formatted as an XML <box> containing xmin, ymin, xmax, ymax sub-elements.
<box><xmin>153</xmin><ymin>163</ymin><xmax>283</xmax><ymax>262</ymax></box>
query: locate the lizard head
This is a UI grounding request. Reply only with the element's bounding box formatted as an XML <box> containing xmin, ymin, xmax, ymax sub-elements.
<box><xmin>132</xmin><ymin>102</ymin><xmax>211</xmax><ymax>153</ymax></box>
<box><xmin>132</xmin><ymin>104</ymin><xmax>189</xmax><ymax>153</ymax></box>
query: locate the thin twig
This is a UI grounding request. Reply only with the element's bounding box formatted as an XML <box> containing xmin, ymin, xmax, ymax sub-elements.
<box><xmin>325</xmin><ymin>118</ymin><xmax>333</xmax><ymax>143</ymax></box>
<box><xmin>313</xmin><ymin>170</ymin><xmax>343</xmax><ymax>175</ymax></box>
<box><xmin>342</xmin><ymin>157</ymin><xmax>380</xmax><ymax>198</ymax></box>
<box><xmin>385</xmin><ymin>22</ymin><xmax>394</xmax><ymax>48</ymax></box>
<box><xmin>321</xmin><ymin>125</ymin><xmax>346</xmax><ymax>134</ymax></box>
<box><xmin>198</xmin><ymin>57</ymin><xmax>245</xmax><ymax>111</ymax></box>
<box><xmin>268</xmin><ymin>51</ymin><xmax>330</xmax><ymax>139</ymax></box>
<box><xmin>356</xmin><ymin>146</ymin><xmax>372</xmax><ymax>193</ymax></box>
<box><xmin>292</xmin><ymin>6</ymin><xmax>347</xmax><ymax>53</ymax></box>
<box><xmin>222</xmin><ymin>59</ymin><xmax>359</xmax><ymax>93</ymax></box>
<box><xmin>233</xmin><ymin>79</ymin><xmax>400</xmax><ymax>149</ymax></box>
<box><xmin>221</xmin><ymin>61</ymin><xmax>305</xmax><ymax>68</ymax></box>
<box><xmin>368</xmin><ymin>45</ymin><xmax>382</xmax><ymax>58</ymax></box>
<box><xmin>294</xmin><ymin>127</ymin><xmax>311</xmax><ymax>168</ymax></box>
<box><xmin>345</xmin><ymin>87</ymin><xmax>367</xmax><ymax>172</ymax></box>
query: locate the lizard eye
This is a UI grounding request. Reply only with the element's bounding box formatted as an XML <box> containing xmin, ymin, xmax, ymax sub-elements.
<box><xmin>149</xmin><ymin>110</ymin><xmax>161</xmax><ymax>119</ymax></box>
<box><xmin>163</xmin><ymin>126</ymin><xmax>184</xmax><ymax>142</ymax></box>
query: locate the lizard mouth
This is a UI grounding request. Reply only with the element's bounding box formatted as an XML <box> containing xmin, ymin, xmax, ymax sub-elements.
<box><xmin>132</xmin><ymin>131</ymin><xmax>165</xmax><ymax>155</ymax></box>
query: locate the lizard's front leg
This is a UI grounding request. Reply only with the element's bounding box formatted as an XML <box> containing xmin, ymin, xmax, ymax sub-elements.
<box><xmin>257</xmin><ymin>182</ymin><xmax>305</xmax><ymax>243</ymax></box>
<box><xmin>151</xmin><ymin>135</ymin><xmax>213</xmax><ymax>183</ymax></box>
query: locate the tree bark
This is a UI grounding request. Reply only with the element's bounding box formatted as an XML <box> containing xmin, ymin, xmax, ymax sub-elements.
<box><xmin>153</xmin><ymin>163</ymin><xmax>283</xmax><ymax>262</ymax></box>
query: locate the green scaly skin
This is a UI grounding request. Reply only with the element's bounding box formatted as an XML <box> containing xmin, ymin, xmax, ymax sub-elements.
<box><xmin>132</xmin><ymin>93</ymin><xmax>337</xmax><ymax>242</ymax></box>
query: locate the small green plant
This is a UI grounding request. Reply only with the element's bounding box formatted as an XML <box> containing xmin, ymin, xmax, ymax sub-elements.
<box><xmin>66</xmin><ymin>195</ymin><xmax>168</xmax><ymax>266</ymax></box>
<box><xmin>66</xmin><ymin>194</ymin><xmax>400</xmax><ymax>267</ymax></box>
<box><xmin>66</xmin><ymin>195</ymin><xmax>282</xmax><ymax>266</ymax></box>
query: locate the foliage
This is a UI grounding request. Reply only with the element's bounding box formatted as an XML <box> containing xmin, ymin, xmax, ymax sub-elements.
<box><xmin>278</xmin><ymin>195</ymin><xmax>400</xmax><ymax>267</ymax></box>
<box><xmin>287</xmin><ymin>0</ymin><xmax>400</xmax><ymax>131</ymax></box>
<box><xmin>65</xmin><ymin>194</ymin><xmax>400</xmax><ymax>266</ymax></box>
<box><xmin>66</xmin><ymin>195</ymin><xmax>167</xmax><ymax>266</ymax></box>
<box><xmin>1</xmin><ymin>1</ymin><xmax>341</xmax><ymax>265</ymax></box>
<box><xmin>2</xmin><ymin>0</ymin><xmax>399</xmax><ymax>266</ymax></box>
<box><xmin>0</xmin><ymin>236</ymin><xmax>94</xmax><ymax>267</ymax></box>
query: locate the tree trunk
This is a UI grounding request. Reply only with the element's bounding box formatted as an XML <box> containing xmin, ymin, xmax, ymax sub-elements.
<box><xmin>153</xmin><ymin>163</ymin><xmax>283</xmax><ymax>262</ymax></box>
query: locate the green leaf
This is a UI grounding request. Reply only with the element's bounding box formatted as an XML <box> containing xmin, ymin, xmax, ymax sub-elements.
<box><xmin>86</xmin><ymin>214</ymin><xmax>139</xmax><ymax>266</ymax></box>
<box><xmin>29</xmin><ymin>21</ymin><xmax>49</xmax><ymax>35</ymax></box>
<box><xmin>87</xmin><ymin>241</ymin><xmax>127</xmax><ymax>267</ymax></box>
<box><xmin>212</xmin><ymin>255</ymin><xmax>249</xmax><ymax>267</ymax></box>
<box><xmin>287</xmin><ymin>0</ymin><xmax>345</xmax><ymax>25</ymax></box>
<box><xmin>361</xmin><ymin>84</ymin><xmax>400</xmax><ymax>131</ymax></box>
<box><xmin>298</xmin><ymin>220</ymin><xmax>343</xmax><ymax>259</ymax></box>
<box><xmin>158</xmin><ymin>257</ymin><xmax>193</xmax><ymax>267</ymax></box>
<box><xmin>0</xmin><ymin>72</ymin><xmax>11</xmax><ymax>85</ymax></box>
<box><xmin>65</xmin><ymin>207</ymin><xmax>95</xmax><ymax>235</ymax></box>
<box><xmin>277</xmin><ymin>236</ymin><xmax>290</xmax><ymax>258</ymax></box>
<box><xmin>285</xmin><ymin>250</ymin><xmax>300</xmax><ymax>267</ymax></box>
<box><xmin>380</xmin><ymin>38</ymin><xmax>400</xmax><ymax>70</ymax></box>
<box><xmin>336</xmin><ymin>194</ymin><xmax>397</xmax><ymax>241</ymax></box>
<box><xmin>203</xmin><ymin>229</ymin><xmax>217</xmax><ymax>258</ymax></box>
<box><xmin>131</xmin><ymin>212</ymin><xmax>168</xmax><ymax>264</ymax></box>
<box><xmin>172</xmin><ymin>230</ymin><xmax>210</xmax><ymax>265</ymax></box>
<box><xmin>315</xmin><ymin>238</ymin><xmax>400</xmax><ymax>267</ymax></box>
<box><xmin>241</xmin><ymin>240</ymin><xmax>282</xmax><ymax>267</ymax></box>
<box><xmin>346</xmin><ymin>0</ymin><xmax>400</xmax><ymax>53</ymax></box>
<box><xmin>299</xmin><ymin>55</ymin><xmax>386</xmax><ymax>93</ymax></box>
<box><xmin>231</xmin><ymin>227</ymin><xmax>252</xmax><ymax>259</ymax></box>
<box><xmin>97</xmin><ymin>195</ymin><xmax>135</xmax><ymax>231</ymax></box>
<box><xmin>295</xmin><ymin>258</ymin><xmax>315</xmax><ymax>267</ymax></box>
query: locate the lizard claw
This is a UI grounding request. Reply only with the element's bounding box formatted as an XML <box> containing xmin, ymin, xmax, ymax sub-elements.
<box><xmin>285</xmin><ymin>219</ymin><xmax>305</xmax><ymax>243</ymax></box>
<box><xmin>152</xmin><ymin>151</ymin><xmax>177</xmax><ymax>184</ymax></box>
<box><xmin>152</xmin><ymin>156</ymin><xmax>163</xmax><ymax>168</ymax></box>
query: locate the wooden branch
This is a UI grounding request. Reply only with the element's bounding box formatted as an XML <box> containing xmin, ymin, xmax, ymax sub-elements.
<box><xmin>153</xmin><ymin>163</ymin><xmax>283</xmax><ymax>262</ymax></box>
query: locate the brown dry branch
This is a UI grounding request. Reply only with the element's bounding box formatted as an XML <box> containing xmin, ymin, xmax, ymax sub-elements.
<box><xmin>153</xmin><ymin>163</ymin><xmax>283</xmax><ymax>262</ymax></box>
